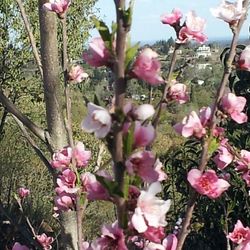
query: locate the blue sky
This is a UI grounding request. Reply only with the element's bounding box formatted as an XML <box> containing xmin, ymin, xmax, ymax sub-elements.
<box><xmin>90</xmin><ymin>0</ymin><xmax>250</xmax><ymax>42</ymax></box>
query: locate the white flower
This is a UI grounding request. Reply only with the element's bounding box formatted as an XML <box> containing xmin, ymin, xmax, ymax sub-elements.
<box><xmin>132</xmin><ymin>182</ymin><xmax>171</xmax><ymax>233</ymax></box>
<box><xmin>81</xmin><ymin>102</ymin><xmax>112</xmax><ymax>138</ymax></box>
<box><xmin>210</xmin><ymin>0</ymin><xmax>245</xmax><ymax>24</ymax></box>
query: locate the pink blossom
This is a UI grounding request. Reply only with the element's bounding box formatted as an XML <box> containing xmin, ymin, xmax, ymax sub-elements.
<box><xmin>91</xmin><ymin>221</ymin><xmax>127</xmax><ymax>250</ymax></box>
<box><xmin>210</xmin><ymin>0</ymin><xmax>245</xmax><ymax>24</ymax></box>
<box><xmin>72</xmin><ymin>142</ymin><xmax>91</xmax><ymax>168</ymax></box>
<box><xmin>131</xmin><ymin>182</ymin><xmax>171</xmax><ymax>233</ymax></box>
<box><xmin>132</xmin><ymin>48</ymin><xmax>164</xmax><ymax>85</ymax></box>
<box><xmin>43</xmin><ymin>0</ymin><xmax>70</xmax><ymax>17</ymax></box>
<box><xmin>12</xmin><ymin>242</ymin><xmax>29</xmax><ymax>250</ymax></box>
<box><xmin>81</xmin><ymin>102</ymin><xmax>112</xmax><ymax>138</ymax></box>
<box><xmin>133</xmin><ymin>104</ymin><xmax>155</xmax><ymax>121</ymax></box>
<box><xmin>81</xmin><ymin>172</ymin><xmax>110</xmax><ymax>201</ymax></box>
<box><xmin>213</xmin><ymin>140</ymin><xmax>233</xmax><ymax>169</ymax></box>
<box><xmin>54</xmin><ymin>192</ymin><xmax>75</xmax><ymax>211</ymax></box>
<box><xmin>143</xmin><ymin>226</ymin><xmax>165</xmax><ymax>243</ymax></box>
<box><xmin>198</xmin><ymin>106</ymin><xmax>212</xmax><ymax>126</ymax></box>
<box><xmin>173</xmin><ymin>111</ymin><xmax>206</xmax><ymax>138</ymax></box>
<box><xmin>134</xmin><ymin>122</ymin><xmax>156</xmax><ymax>148</ymax></box>
<box><xmin>243</xmin><ymin>170</ymin><xmax>250</xmax><ymax>187</ymax></box>
<box><xmin>51</xmin><ymin>147</ymin><xmax>72</xmax><ymax>168</ymax></box>
<box><xmin>68</xmin><ymin>65</ymin><xmax>88</xmax><ymax>83</ymax></box>
<box><xmin>56</xmin><ymin>169</ymin><xmax>78</xmax><ymax>195</ymax></box>
<box><xmin>238</xmin><ymin>45</ymin><xmax>250</xmax><ymax>71</ymax></box>
<box><xmin>161</xmin><ymin>9</ymin><xmax>183</xmax><ymax>26</ymax></box>
<box><xmin>126</xmin><ymin>151</ymin><xmax>166</xmax><ymax>183</ymax></box>
<box><xmin>83</xmin><ymin>37</ymin><xmax>112</xmax><ymax>67</ymax></box>
<box><xmin>228</xmin><ymin>220</ymin><xmax>250</xmax><ymax>244</ymax></box>
<box><xmin>167</xmin><ymin>82</ymin><xmax>189</xmax><ymax>104</ymax></box>
<box><xmin>163</xmin><ymin>234</ymin><xmax>178</xmax><ymax>250</ymax></box>
<box><xmin>236</xmin><ymin>150</ymin><xmax>250</xmax><ymax>172</ymax></box>
<box><xmin>220</xmin><ymin>93</ymin><xmax>247</xmax><ymax>124</ymax></box>
<box><xmin>187</xmin><ymin>169</ymin><xmax>230</xmax><ymax>199</ymax></box>
<box><xmin>18</xmin><ymin>187</ymin><xmax>30</xmax><ymax>199</ymax></box>
<box><xmin>36</xmin><ymin>233</ymin><xmax>54</xmax><ymax>250</ymax></box>
<box><xmin>177</xmin><ymin>11</ymin><xmax>207</xmax><ymax>44</ymax></box>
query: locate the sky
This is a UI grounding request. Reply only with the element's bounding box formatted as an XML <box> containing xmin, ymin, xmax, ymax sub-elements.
<box><xmin>90</xmin><ymin>0</ymin><xmax>250</xmax><ymax>43</ymax></box>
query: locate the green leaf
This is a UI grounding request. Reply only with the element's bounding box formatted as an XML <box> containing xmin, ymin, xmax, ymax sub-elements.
<box><xmin>123</xmin><ymin>0</ymin><xmax>134</xmax><ymax>28</ymax></box>
<box><xmin>123</xmin><ymin>122</ymin><xmax>134</xmax><ymax>156</ymax></box>
<box><xmin>96</xmin><ymin>175</ymin><xmax>124</xmax><ymax>198</ymax></box>
<box><xmin>93</xmin><ymin>94</ymin><xmax>101</xmax><ymax>106</ymax></box>
<box><xmin>92</xmin><ymin>17</ymin><xmax>112</xmax><ymax>51</ymax></box>
<box><xmin>125</xmin><ymin>42</ymin><xmax>140</xmax><ymax>72</ymax></box>
<box><xmin>208</xmin><ymin>138</ymin><xmax>219</xmax><ymax>157</ymax></box>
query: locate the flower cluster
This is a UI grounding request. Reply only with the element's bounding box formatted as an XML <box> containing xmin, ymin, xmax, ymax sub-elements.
<box><xmin>51</xmin><ymin>142</ymin><xmax>91</xmax><ymax>213</ymax></box>
<box><xmin>161</xmin><ymin>9</ymin><xmax>207</xmax><ymax>44</ymax></box>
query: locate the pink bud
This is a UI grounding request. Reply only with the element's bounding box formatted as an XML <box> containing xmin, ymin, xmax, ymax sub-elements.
<box><xmin>163</xmin><ymin>234</ymin><xmax>178</xmax><ymax>250</ymax></box>
<box><xmin>161</xmin><ymin>8</ymin><xmax>183</xmax><ymax>26</ymax></box>
<box><xmin>132</xmin><ymin>48</ymin><xmax>164</xmax><ymax>85</ymax></box>
<box><xmin>18</xmin><ymin>187</ymin><xmax>30</xmax><ymax>199</ymax></box>
<box><xmin>238</xmin><ymin>45</ymin><xmax>250</xmax><ymax>71</ymax></box>
<box><xmin>133</xmin><ymin>104</ymin><xmax>155</xmax><ymax>121</ymax></box>
<box><xmin>43</xmin><ymin>0</ymin><xmax>70</xmax><ymax>18</ymax></box>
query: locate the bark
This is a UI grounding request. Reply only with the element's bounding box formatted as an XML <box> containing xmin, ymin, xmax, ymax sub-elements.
<box><xmin>38</xmin><ymin>1</ymin><xmax>78</xmax><ymax>249</ymax></box>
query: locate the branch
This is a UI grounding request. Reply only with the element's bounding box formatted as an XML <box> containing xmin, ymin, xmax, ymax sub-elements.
<box><xmin>0</xmin><ymin>89</ymin><xmax>49</xmax><ymax>144</ymax></box>
<box><xmin>15</xmin><ymin>0</ymin><xmax>43</xmax><ymax>78</ymax></box>
<box><xmin>113</xmin><ymin>0</ymin><xmax>128</xmax><ymax>229</ymax></box>
<box><xmin>152</xmin><ymin>43</ymin><xmax>180</xmax><ymax>128</ymax></box>
<box><xmin>12</xmin><ymin>115</ymin><xmax>56</xmax><ymax>180</ymax></box>
<box><xmin>176</xmin><ymin>2</ymin><xmax>249</xmax><ymax>248</ymax></box>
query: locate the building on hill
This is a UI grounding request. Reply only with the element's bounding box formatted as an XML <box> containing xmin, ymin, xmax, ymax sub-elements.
<box><xmin>195</xmin><ymin>45</ymin><xmax>212</xmax><ymax>58</ymax></box>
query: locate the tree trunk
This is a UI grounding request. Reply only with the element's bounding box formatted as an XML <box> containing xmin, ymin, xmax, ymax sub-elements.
<box><xmin>38</xmin><ymin>1</ymin><xmax>78</xmax><ymax>249</ymax></box>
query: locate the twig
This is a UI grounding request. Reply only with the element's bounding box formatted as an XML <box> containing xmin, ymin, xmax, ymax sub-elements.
<box><xmin>61</xmin><ymin>17</ymin><xmax>83</xmax><ymax>250</ymax></box>
<box><xmin>0</xmin><ymin>89</ymin><xmax>49</xmax><ymax>144</ymax></box>
<box><xmin>15</xmin><ymin>0</ymin><xmax>43</xmax><ymax>78</ymax></box>
<box><xmin>176</xmin><ymin>2</ymin><xmax>249</xmax><ymax>248</ymax></box>
<box><xmin>16</xmin><ymin>197</ymin><xmax>37</xmax><ymax>239</ymax></box>
<box><xmin>152</xmin><ymin>43</ymin><xmax>180</xmax><ymax>128</ymax></box>
<box><xmin>12</xmin><ymin>115</ymin><xmax>56</xmax><ymax>181</ymax></box>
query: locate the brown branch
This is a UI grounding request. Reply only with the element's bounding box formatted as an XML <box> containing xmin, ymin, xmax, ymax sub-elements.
<box><xmin>176</xmin><ymin>2</ymin><xmax>249</xmax><ymax>248</ymax></box>
<box><xmin>0</xmin><ymin>89</ymin><xmax>48</xmax><ymax>143</ymax></box>
<box><xmin>152</xmin><ymin>43</ymin><xmax>180</xmax><ymax>128</ymax></box>
<box><xmin>12</xmin><ymin>115</ymin><xmax>56</xmax><ymax>180</ymax></box>
<box><xmin>15</xmin><ymin>0</ymin><xmax>43</xmax><ymax>78</ymax></box>
<box><xmin>113</xmin><ymin>0</ymin><xmax>129</xmax><ymax>229</ymax></box>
